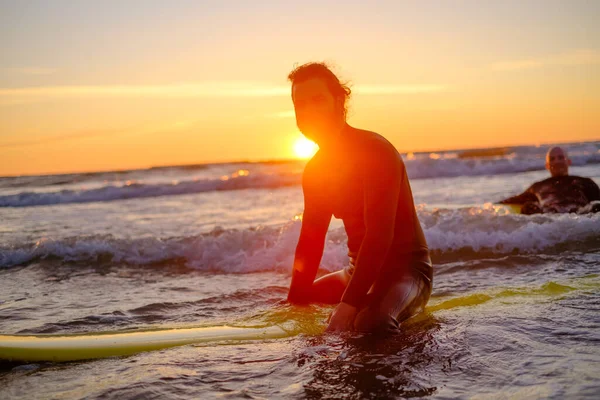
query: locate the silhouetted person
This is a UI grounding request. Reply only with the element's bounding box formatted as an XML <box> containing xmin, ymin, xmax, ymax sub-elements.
<box><xmin>499</xmin><ymin>147</ymin><xmax>600</xmax><ymax>214</ymax></box>
<box><xmin>286</xmin><ymin>62</ymin><xmax>432</xmax><ymax>333</ymax></box>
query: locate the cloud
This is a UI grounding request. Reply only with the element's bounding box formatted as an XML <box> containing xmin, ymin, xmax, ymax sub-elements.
<box><xmin>353</xmin><ymin>84</ymin><xmax>448</xmax><ymax>94</ymax></box>
<box><xmin>492</xmin><ymin>49</ymin><xmax>600</xmax><ymax>71</ymax></box>
<box><xmin>264</xmin><ymin>85</ymin><xmax>447</xmax><ymax>119</ymax></box>
<box><xmin>0</xmin><ymin>82</ymin><xmax>448</xmax><ymax>104</ymax></box>
<box><xmin>0</xmin><ymin>121</ymin><xmax>196</xmax><ymax>148</ymax></box>
<box><xmin>0</xmin><ymin>129</ymin><xmax>123</xmax><ymax>148</ymax></box>
<box><xmin>266</xmin><ymin>110</ymin><xmax>296</xmax><ymax>119</ymax></box>
<box><xmin>2</xmin><ymin>67</ymin><xmax>56</xmax><ymax>75</ymax></box>
<box><xmin>0</xmin><ymin>82</ymin><xmax>288</xmax><ymax>99</ymax></box>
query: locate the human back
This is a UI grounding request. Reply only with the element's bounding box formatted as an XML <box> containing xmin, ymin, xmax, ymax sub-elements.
<box><xmin>305</xmin><ymin>127</ymin><xmax>429</xmax><ymax>271</ymax></box>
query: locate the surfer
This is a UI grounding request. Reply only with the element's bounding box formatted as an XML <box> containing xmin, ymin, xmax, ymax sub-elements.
<box><xmin>285</xmin><ymin>62</ymin><xmax>432</xmax><ymax>334</ymax></box>
<box><xmin>499</xmin><ymin>147</ymin><xmax>600</xmax><ymax>214</ymax></box>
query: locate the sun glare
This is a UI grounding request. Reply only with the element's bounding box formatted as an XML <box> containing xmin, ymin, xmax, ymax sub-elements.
<box><xmin>293</xmin><ymin>136</ymin><xmax>318</xmax><ymax>159</ymax></box>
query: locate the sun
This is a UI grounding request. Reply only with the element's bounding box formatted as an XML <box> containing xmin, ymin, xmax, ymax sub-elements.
<box><xmin>293</xmin><ymin>136</ymin><xmax>318</xmax><ymax>159</ymax></box>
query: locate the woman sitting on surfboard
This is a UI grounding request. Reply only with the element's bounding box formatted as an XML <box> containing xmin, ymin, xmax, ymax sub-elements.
<box><xmin>285</xmin><ymin>62</ymin><xmax>433</xmax><ymax>333</ymax></box>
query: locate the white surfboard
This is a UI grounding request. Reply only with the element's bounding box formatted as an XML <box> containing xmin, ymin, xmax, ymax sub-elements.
<box><xmin>0</xmin><ymin>325</ymin><xmax>290</xmax><ymax>362</ymax></box>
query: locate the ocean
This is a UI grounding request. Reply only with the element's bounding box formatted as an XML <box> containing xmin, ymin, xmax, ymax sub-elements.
<box><xmin>1</xmin><ymin>141</ymin><xmax>599</xmax><ymax>399</ymax></box>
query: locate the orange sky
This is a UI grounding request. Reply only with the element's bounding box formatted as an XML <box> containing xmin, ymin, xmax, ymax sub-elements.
<box><xmin>1</xmin><ymin>1</ymin><xmax>599</xmax><ymax>176</ymax></box>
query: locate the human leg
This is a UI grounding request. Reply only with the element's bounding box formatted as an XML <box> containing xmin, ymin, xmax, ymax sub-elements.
<box><xmin>353</xmin><ymin>271</ymin><xmax>431</xmax><ymax>334</ymax></box>
<box><xmin>309</xmin><ymin>269</ymin><xmax>351</xmax><ymax>304</ymax></box>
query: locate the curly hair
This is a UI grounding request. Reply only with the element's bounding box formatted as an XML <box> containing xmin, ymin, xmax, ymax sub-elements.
<box><xmin>287</xmin><ymin>62</ymin><xmax>352</xmax><ymax>120</ymax></box>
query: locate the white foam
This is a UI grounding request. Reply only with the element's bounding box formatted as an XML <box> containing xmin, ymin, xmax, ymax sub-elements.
<box><xmin>0</xmin><ymin>172</ymin><xmax>302</xmax><ymax>207</ymax></box>
<box><xmin>421</xmin><ymin>204</ymin><xmax>600</xmax><ymax>253</ymax></box>
<box><xmin>404</xmin><ymin>152</ymin><xmax>600</xmax><ymax>180</ymax></box>
<box><xmin>2</xmin><ymin>143</ymin><xmax>599</xmax><ymax>207</ymax></box>
<box><xmin>2</xmin><ymin>208</ymin><xmax>598</xmax><ymax>270</ymax></box>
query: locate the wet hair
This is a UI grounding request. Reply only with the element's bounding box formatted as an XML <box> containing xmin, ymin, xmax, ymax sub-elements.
<box><xmin>287</xmin><ymin>62</ymin><xmax>352</xmax><ymax>119</ymax></box>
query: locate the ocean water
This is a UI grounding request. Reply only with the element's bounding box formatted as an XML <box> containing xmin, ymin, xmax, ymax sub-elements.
<box><xmin>1</xmin><ymin>141</ymin><xmax>599</xmax><ymax>399</ymax></box>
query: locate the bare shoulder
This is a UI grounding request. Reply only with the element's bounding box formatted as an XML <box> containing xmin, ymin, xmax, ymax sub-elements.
<box><xmin>303</xmin><ymin>150</ymin><xmax>323</xmax><ymax>175</ymax></box>
<box><xmin>580</xmin><ymin>176</ymin><xmax>599</xmax><ymax>186</ymax></box>
<box><xmin>349</xmin><ymin>127</ymin><xmax>404</xmax><ymax>169</ymax></box>
<box><xmin>302</xmin><ymin>150</ymin><xmax>327</xmax><ymax>188</ymax></box>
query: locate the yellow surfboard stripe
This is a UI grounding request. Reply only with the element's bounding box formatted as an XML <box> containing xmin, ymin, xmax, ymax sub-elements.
<box><xmin>0</xmin><ymin>325</ymin><xmax>290</xmax><ymax>363</ymax></box>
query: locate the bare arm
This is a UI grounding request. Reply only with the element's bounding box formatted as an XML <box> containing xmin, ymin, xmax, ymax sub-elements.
<box><xmin>341</xmin><ymin>149</ymin><xmax>401</xmax><ymax>308</ymax></box>
<box><xmin>287</xmin><ymin>166</ymin><xmax>332</xmax><ymax>304</ymax></box>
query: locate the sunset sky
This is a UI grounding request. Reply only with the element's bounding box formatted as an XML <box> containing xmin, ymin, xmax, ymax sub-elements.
<box><xmin>1</xmin><ymin>0</ymin><xmax>598</xmax><ymax>176</ymax></box>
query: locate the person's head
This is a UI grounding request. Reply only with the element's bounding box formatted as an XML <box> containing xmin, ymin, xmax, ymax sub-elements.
<box><xmin>545</xmin><ymin>146</ymin><xmax>571</xmax><ymax>177</ymax></box>
<box><xmin>287</xmin><ymin>62</ymin><xmax>351</xmax><ymax>146</ymax></box>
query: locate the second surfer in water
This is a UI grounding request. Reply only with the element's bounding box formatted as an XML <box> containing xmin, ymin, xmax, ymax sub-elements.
<box><xmin>286</xmin><ymin>62</ymin><xmax>432</xmax><ymax>333</ymax></box>
<box><xmin>499</xmin><ymin>147</ymin><xmax>600</xmax><ymax>214</ymax></box>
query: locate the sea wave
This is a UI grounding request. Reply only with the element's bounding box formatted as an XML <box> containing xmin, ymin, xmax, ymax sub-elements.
<box><xmin>0</xmin><ymin>171</ymin><xmax>302</xmax><ymax>207</ymax></box>
<box><xmin>404</xmin><ymin>150</ymin><xmax>600</xmax><ymax>179</ymax></box>
<box><xmin>2</xmin><ymin>207</ymin><xmax>598</xmax><ymax>269</ymax></box>
<box><xmin>2</xmin><ymin>150</ymin><xmax>599</xmax><ymax>207</ymax></box>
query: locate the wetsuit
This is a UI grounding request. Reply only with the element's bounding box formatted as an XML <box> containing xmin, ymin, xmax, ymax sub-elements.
<box><xmin>500</xmin><ymin>176</ymin><xmax>600</xmax><ymax>214</ymax></box>
<box><xmin>289</xmin><ymin>128</ymin><xmax>432</xmax><ymax>333</ymax></box>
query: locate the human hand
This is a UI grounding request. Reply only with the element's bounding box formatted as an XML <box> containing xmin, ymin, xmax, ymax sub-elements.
<box><xmin>325</xmin><ymin>302</ymin><xmax>357</xmax><ymax>332</ymax></box>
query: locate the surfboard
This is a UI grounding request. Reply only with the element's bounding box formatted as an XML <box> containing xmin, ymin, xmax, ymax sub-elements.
<box><xmin>0</xmin><ymin>325</ymin><xmax>290</xmax><ymax>363</ymax></box>
<box><xmin>501</xmin><ymin>204</ymin><xmax>523</xmax><ymax>214</ymax></box>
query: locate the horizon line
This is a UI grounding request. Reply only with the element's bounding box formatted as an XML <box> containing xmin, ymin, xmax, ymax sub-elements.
<box><xmin>1</xmin><ymin>137</ymin><xmax>598</xmax><ymax>179</ymax></box>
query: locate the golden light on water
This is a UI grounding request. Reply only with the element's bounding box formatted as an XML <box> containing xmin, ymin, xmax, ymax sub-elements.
<box><xmin>293</xmin><ymin>137</ymin><xmax>318</xmax><ymax>159</ymax></box>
